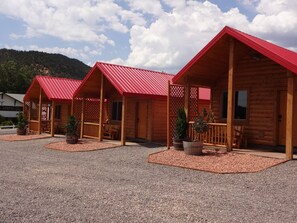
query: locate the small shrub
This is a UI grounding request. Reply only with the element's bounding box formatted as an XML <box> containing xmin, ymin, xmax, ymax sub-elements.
<box><xmin>0</xmin><ymin>114</ymin><xmax>5</xmax><ymax>124</ymax></box>
<box><xmin>65</xmin><ymin>115</ymin><xmax>79</xmax><ymax>136</ymax></box>
<box><xmin>175</xmin><ymin>108</ymin><xmax>188</xmax><ymax>140</ymax></box>
<box><xmin>192</xmin><ymin>108</ymin><xmax>213</xmax><ymax>140</ymax></box>
<box><xmin>1</xmin><ymin>120</ymin><xmax>14</xmax><ymax>126</ymax></box>
<box><xmin>16</xmin><ymin>112</ymin><xmax>27</xmax><ymax>130</ymax></box>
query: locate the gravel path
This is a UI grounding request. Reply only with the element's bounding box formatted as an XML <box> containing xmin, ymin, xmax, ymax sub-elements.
<box><xmin>0</xmin><ymin>137</ymin><xmax>297</xmax><ymax>223</ymax></box>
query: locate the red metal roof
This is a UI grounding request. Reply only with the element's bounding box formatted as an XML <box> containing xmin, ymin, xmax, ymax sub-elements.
<box><xmin>173</xmin><ymin>26</ymin><xmax>297</xmax><ymax>83</ymax></box>
<box><xmin>75</xmin><ymin>62</ymin><xmax>210</xmax><ymax>100</ymax></box>
<box><xmin>97</xmin><ymin>62</ymin><xmax>173</xmax><ymax>97</ymax></box>
<box><xmin>74</xmin><ymin>62</ymin><xmax>173</xmax><ymax>98</ymax></box>
<box><xmin>24</xmin><ymin>75</ymin><xmax>82</xmax><ymax>101</ymax></box>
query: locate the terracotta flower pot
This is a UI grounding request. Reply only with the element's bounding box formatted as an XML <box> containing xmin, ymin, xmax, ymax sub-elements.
<box><xmin>183</xmin><ymin>140</ymin><xmax>203</xmax><ymax>155</ymax></box>
<box><xmin>66</xmin><ymin>134</ymin><xmax>78</xmax><ymax>144</ymax></box>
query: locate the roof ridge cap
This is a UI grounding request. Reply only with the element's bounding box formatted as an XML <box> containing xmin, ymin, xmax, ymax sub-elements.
<box><xmin>36</xmin><ymin>75</ymin><xmax>82</xmax><ymax>82</ymax></box>
<box><xmin>96</xmin><ymin>61</ymin><xmax>174</xmax><ymax>76</ymax></box>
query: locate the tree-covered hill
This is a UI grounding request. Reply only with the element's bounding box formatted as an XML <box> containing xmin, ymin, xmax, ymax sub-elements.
<box><xmin>0</xmin><ymin>48</ymin><xmax>91</xmax><ymax>93</ymax></box>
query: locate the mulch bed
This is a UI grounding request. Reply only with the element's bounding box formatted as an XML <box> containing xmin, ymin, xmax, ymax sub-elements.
<box><xmin>45</xmin><ymin>139</ymin><xmax>119</xmax><ymax>152</ymax></box>
<box><xmin>0</xmin><ymin>134</ymin><xmax>51</xmax><ymax>141</ymax></box>
<box><xmin>148</xmin><ymin>149</ymin><xmax>286</xmax><ymax>174</ymax></box>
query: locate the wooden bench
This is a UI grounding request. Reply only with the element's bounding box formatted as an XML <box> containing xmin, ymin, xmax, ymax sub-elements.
<box><xmin>103</xmin><ymin>124</ymin><xmax>121</xmax><ymax>140</ymax></box>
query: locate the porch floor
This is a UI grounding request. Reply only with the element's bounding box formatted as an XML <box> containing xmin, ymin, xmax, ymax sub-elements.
<box><xmin>204</xmin><ymin>145</ymin><xmax>297</xmax><ymax>159</ymax></box>
<box><xmin>233</xmin><ymin>147</ymin><xmax>297</xmax><ymax>159</ymax></box>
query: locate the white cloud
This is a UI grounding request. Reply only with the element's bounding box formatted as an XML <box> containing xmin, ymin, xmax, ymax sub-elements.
<box><xmin>162</xmin><ymin>0</ymin><xmax>186</xmax><ymax>9</ymax></box>
<box><xmin>107</xmin><ymin>57</ymin><xmax>126</xmax><ymax>65</ymax></box>
<box><xmin>0</xmin><ymin>0</ymin><xmax>143</xmax><ymax>47</ymax></box>
<box><xmin>255</xmin><ymin>0</ymin><xmax>297</xmax><ymax>15</ymax></box>
<box><xmin>247</xmin><ymin>0</ymin><xmax>297</xmax><ymax>47</ymax></box>
<box><xmin>123</xmin><ymin>1</ymin><xmax>249</xmax><ymax>72</ymax></box>
<box><xmin>117</xmin><ymin>0</ymin><xmax>297</xmax><ymax>73</ymax></box>
<box><xmin>2</xmin><ymin>0</ymin><xmax>297</xmax><ymax>74</ymax></box>
<box><xmin>125</xmin><ymin>0</ymin><xmax>164</xmax><ymax>16</ymax></box>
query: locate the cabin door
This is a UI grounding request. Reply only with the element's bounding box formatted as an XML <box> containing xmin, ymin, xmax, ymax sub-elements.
<box><xmin>136</xmin><ymin>101</ymin><xmax>148</xmax><ymax>139</ymax></box>
<box><xmin>278</xmin><ymin>91</ymin><xmax>297</xmax><ymax>146</ymax></box>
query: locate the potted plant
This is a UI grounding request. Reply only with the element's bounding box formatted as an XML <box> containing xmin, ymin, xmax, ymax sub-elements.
<box><xmin>183</xmin><ymin>108</ymin><xmax>210</xmax><ymax>155</ymax></box>
<box><xmin>65</xmin><ymin>115</ymin><xmax>79</xmax><ymax>144</ymax></box>
<box><xmin>172</xmin><ymin>108</ymin><xmax>188</xmax><ymax>150</ymax></box>
<box><xmin>16</xmin><ymin>112</ymin><xmax>27</xmax><ymax>135</ymax></box>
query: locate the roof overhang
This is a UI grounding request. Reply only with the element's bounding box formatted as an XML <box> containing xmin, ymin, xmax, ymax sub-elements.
<box><xmin>74</xmin><ymin>62</ymin><xmax>171</xmax><ymax>99</ymax></box>
<box><xmin>24</xmin><ymin>77</ymin><xmax>50</xmax><ymax>102</ymax></box>
<box><xmin>173</xmin><ymin>26</ymin><xmax>297</xmax><ymax>85</ymax></box>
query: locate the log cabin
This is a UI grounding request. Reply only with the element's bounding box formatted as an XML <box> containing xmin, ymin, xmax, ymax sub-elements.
<box><xmin>24</xmin><ymin>76</ymin><xmax>82</xmax><ymax>135</ymax></box>
<box><xmin>171</xmin><ymin>26</ymin><xmax>297</xmax><ymax>160</ymax></box>
<box><xmin>73</xmin><ymin>62</ymin><xmax>210</xmax><ymax>145</ymax></box>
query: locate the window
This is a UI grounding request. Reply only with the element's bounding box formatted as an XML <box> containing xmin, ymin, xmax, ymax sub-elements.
<box><xmin>222</xmin><ymin>90</ymin><xmax>247</xmax><ymax>120</ymax></box>
<box><xmin>0</xmin><ymin>106</ymin><xmax>22</xmax><ymax>111</ymax></box>
<box><xmin>111</xmin><ymin>101</ymin><xmax>122</xmax><ymax>121</ymax></box>
<box><xmin>55</xmin><ymin>105</ymin><xmax>61</xmax><ymax>119</ymax></box>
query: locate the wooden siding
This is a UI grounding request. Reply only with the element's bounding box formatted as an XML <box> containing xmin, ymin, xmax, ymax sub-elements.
<box><xmin>29</xmin><ymin>121</ymin><xmax>38</xmax><ymax>132</ymax></box>
<box><xmin>151</xmin><ymin>99</ymin><xmax>167</xmax><ymax>142</ymax></box>
<box><xmin>106</xmin><ymin>97</ymin><xmax>168</xmax><ymax>142</ymax></box>
<box><xmin>56</xmin><ymin>103</ymin><xmax>71</xmax><ymax>133</ymax></box>
<box><xmin>107</xmin><ymin>98</ymin><xmax>144</xmax><ymax>140</ymax></box>
<box><xmin>83</xmin><ymin>124</ymin><xmax>99</xmax><ymax>138</ymax></box>
<box><xmin>197</xmin><ymin>100</ymin><xmax>210</xmax><ymax>114</ymax></box>
<box><xmin>126</xmin><ymin>99</ymin><xmax>137</xmax><ymax>139</ymax></box>
<box><xmin>212</xmin><ymin>55</ymin><xmax>288</xmax><ymax>146</ymax></box>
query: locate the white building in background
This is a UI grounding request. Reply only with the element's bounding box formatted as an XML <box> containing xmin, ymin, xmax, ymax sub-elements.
<box><xmin>0</xmin><ymin>93</ymin><xmax>24</xmax><ymax>118</ymax></box>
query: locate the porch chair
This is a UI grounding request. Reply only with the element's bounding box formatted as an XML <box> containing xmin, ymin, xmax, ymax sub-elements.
<box><xmin>103</xmin><ymin>124</ymin><xmax>121</xmax><ymax>140</ymax></box>
<box><xmin>233</xmin><ymin>125</ymin><xmax>246</xmax><ymax>148</ymax></box>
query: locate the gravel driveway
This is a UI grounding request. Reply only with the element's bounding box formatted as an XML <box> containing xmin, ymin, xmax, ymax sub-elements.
<box><xmin>0</xmin><ymin>138</ymin><xmax>297</xmax><ymax>223</ymax></box>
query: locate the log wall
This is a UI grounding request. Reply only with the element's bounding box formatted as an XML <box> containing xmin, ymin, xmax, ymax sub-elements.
<box><xmin>56</xmin><ymin>103</ymin><xmax>71</xmax><ymax>133</ymax></box>
<box><xmin>151</xmin><ymin>99</ymin><xmax>167</xmax><ymax>142</ymax></box>
<box><xmin>126</xmin><ymin>99</ymin><xmax>137</xmax><ymax>139</ymax></box>
<box><xmin>212</xmin><ymin>55</ymin><xmax>288</xmax><ymax>146</ymax></box>
<box><xmin>106</xmin><ymin>97</ymin><xmax>168</xmax><ymax>142</ymax></box>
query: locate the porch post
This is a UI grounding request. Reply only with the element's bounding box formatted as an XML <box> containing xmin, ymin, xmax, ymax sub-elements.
<box><xmin>121</xmin><ymin>96</ymin><xmax>127</xmax><ymax>145</ymax></box>
<box><xmin>28</xmin><ymin>101</ymin><xmax>31</xmax><ymax>131</ymax></box>
<box><xmin>286</xmin><ymin>71</ymin><xmax>295</xmax><ymax>160</ymax></box>
<box><xmin>197</xmin><ymin>86</ymin><xmax>200</xmax><ymax>112</ymax></box>
<box><xmin>80</xmin><ymin>98</ymin><xmax>85</xmax><ymax>139</ymax></box>
<box><xmin>38</xmin><ymin>87</ymin><xmax>42</xmax><ymax>134</ymax></box>
<box><xmin>71</xmin><ymin>98</ymin><xmax>74</xmax><ymax>115</ymax></box>
<box><xmin>184</xmin><ymin>83</ymin><xmax>190</xmax><ymax>122</ymax></box>
<box><xmin>50</xmin><ymin>101</ymin><xmax>56</xmax><ymax>137</ymax></box>
<box><xmin>99</xmin><ymin>74</ymin><xmax>104</xmax><ymax>141</ymax></box>
<box><xmin>227</xmin><ymin>38</ymin><xmax>235</xmax><ymax>151</ymax></box>
<box><xmin>167</xmin><ymin>80</ymin><xmax>170</xmax><ymax>149</ymax></box>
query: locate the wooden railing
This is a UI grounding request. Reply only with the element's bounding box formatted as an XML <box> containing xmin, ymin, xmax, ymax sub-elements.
<box><xmin>188</xmin><ymin>122</ymin><xmax>227</xmax><ymax>147</ymax></box>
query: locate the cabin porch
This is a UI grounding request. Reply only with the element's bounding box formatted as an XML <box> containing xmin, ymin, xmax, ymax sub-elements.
<box><xmin>170</xmin><ymin>36</ymin><xmax>297</xmax><ymax>160</ymax></box>
<box><xmin>24</xmin><ymin>88</ymin><xmax>71</xmax><ymax>136</ymax></box>
<box><xmin>73</xmin><ymin>67</ymin><xmax>168</xmax><ymax>145</ymax></box>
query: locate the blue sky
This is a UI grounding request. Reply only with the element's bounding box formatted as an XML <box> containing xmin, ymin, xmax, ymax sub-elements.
<box><xmin>1</xmin><ymin>0</ymin><xmax>297</xmax><ymax>74</ymax></box>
